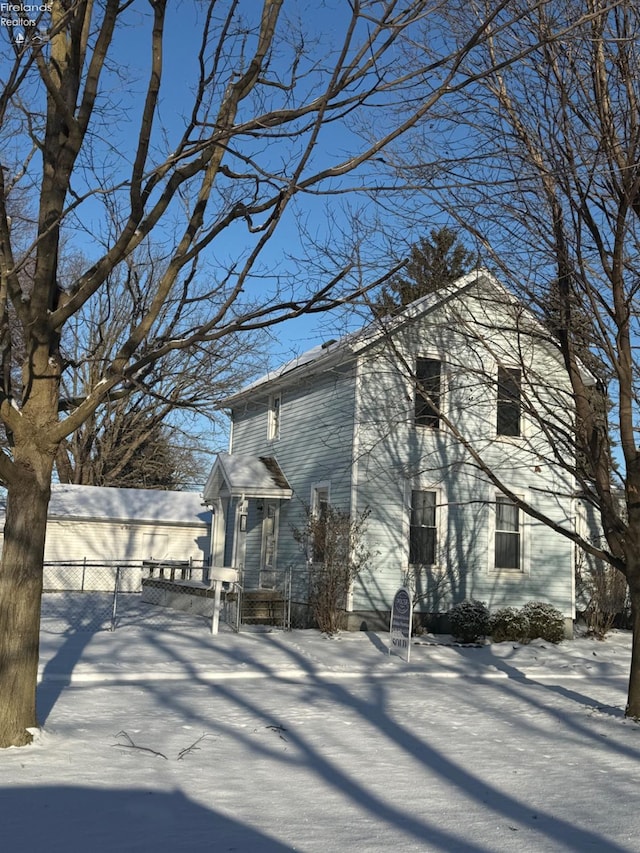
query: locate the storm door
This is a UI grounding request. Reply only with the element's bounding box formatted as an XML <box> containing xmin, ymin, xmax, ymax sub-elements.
<box><xmin>260</xmin><ymin>501</ymin><xmax>279</xmax><ymax>588</ymax></box>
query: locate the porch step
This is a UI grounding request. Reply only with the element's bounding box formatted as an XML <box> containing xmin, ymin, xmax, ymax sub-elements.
<box><xmin>242</xmin><ymin>589</ymin><xmax>286</xmax><ymax>625</ymax></box>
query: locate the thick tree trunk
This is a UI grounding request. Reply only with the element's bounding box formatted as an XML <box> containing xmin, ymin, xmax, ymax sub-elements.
<box><xmin>0</xmin><ymin>457</ymin><xmax>52</xmax><ymax>747</ymax></box>
<box><xmin>626</xmin><ymin>581</ymin><xmax>640</xmax><ymax>718</ymax></box>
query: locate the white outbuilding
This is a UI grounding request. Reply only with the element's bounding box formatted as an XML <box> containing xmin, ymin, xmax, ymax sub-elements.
<box><xmin>0</xmin><ymin>483</ymin><xmax>211</xmax><ymax>565</ymax></box>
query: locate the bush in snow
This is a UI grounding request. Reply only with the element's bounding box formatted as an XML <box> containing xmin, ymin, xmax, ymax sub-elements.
<box><xmin>293</xmin><ymin>505</ymin><xmax>372</xmax><ymax>634</ymax></box>
<box><xmin>448</xmin><ymin>599</ymin><xmax>490</xmax><ymax>643</ymax></box>
<box><xmin>521</xmin><ymin>601</ymin><xmax>565</xmax><ymax>644</ymax></box>
<box><xmin>576</xmin><ymin>549</ymin><xmax>629</xmax><ymax>639</ymax></box>
<box><xmin>489</xmin><ymin>607</ymin><xmax>530</xmax><ymax>644</ymax></box>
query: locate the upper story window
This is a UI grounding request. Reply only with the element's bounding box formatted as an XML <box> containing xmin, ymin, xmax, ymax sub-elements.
<box><xmin>409</xmin><ymin>490</ymin><xmax>437</xmax><ymax>565</ymax></box>
<box><xmin>495</xmin><ymin>496</ymin><xmax>521</xmax><ymax>570</ymax></box>
<box><xmin>497</xmin><ymin>366</ymin><xmax>521</xmax><ymax>437</ymax></box>
<box><xmin>267</xmin><ymin>393</ymin><xmax>281</xmax><ymax>440</ymax></box>
<box><xmin>415</xmin><ymin>357</ymin><xmax>441</xmax><ymax>428</ymax></box>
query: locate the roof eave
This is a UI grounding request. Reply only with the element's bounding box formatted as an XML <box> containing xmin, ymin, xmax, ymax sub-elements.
<box><xmin>222</xmin><ymin>345</ymin><xmax>354</xmax><ymax>407</ymax></box>
<box><xmin>221</xmin><ymin>269</ymin><xmax>492</xmax><ymax>406</ymax></box>
<box><xmin>209</xmin><ymin>486</ymin><xmax>293</xmax><ymax>502</ymax></box>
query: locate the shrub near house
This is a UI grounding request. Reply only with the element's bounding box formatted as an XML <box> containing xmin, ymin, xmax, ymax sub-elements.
<box><xmin>448</xmin><ymin>600</ymin><xmax>567</xmax><ymax>645</ymax></box>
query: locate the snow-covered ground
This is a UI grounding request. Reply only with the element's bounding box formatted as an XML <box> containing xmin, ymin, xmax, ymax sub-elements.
<box><xmin>2</xmin><ymin>616</ymin><xmax>639</xmax><ymax>852</ymax></box>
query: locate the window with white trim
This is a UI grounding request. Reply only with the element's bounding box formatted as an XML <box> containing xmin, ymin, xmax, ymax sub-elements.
<box><xmin>497</xmin><ymin>367</ymin><xmax>521</xmax><ymax>437</ymax></box>
<box><xmin>268</xmin><ymin>393</ymin><xmax>281</xmax><ymax>440</ymax></box>
<box><xmin>410</xmin><ymin>490</ymin><xmax>437</xmax><ymax>565</ymax></box>
<box><xmin>495</xmin><ymin>496</ymin><xmax>521</xmax><ymax>570</ymax></box>
<box><xmin>415</xmin><ymin>357</ymin><xmax>441</xmax><ymax>428</ymax></box>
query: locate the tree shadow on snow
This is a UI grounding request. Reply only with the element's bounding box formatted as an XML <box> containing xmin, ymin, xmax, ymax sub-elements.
<box><xmin>0</xmin><ymin>784</ymin><xmax>292</xmax><ymax>853</ymax></box>
<box><xmin>119</xmin><ymin>628</ymin><xmax>636</xmax><ymax>853</ymax></box>
<box><xmin>242</xmin><ymin>637</ymin><xmax>635</xmax><ymax>853</ymax></box>
<box><xmin>33</xmin><ymin>623</ymin><xmax>640</xmax><ymax>853</ymax></box>
<box><xmin>478</xmin><ymin>648</ymin><xmax>627</xmax><ymax>720</ymax></box>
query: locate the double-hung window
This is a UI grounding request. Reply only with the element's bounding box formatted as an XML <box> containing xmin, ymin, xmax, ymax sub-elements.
<box><xmin>415</xmin><ymin>357</ymin><xmax>441</xmax><ymax>428</ymax></box>
<box><xmin>495</xmin><ymin>496</ymin><xmax>521</xmax><ymax>570</ymax></box>
<box><xmin>497</xmin><ymin>367</ymin><xmax>521</xmax><ymax>437</ymax></box>
<box><xmin>268</xmin><ymin>393</ymin><xmax>281</xmax><ymax>440</ymax></box>
<box><xmin>410</xmin><ymin>490</ymin><xmax>437</xmax><ymax>565</ymax></box>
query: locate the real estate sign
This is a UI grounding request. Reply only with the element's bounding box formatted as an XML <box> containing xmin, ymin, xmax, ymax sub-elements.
<box><xmin>389</xmin><ymin>587</ymin><xmax>412</xmax><ymax>662</ymax></box>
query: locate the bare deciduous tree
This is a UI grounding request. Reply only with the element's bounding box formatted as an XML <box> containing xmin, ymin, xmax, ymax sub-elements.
<box><xmin>385</xmin><ymin>0</ymin><xmax>640</xmax><ymax>715</ymax></box>
<box><xmin>0</xmin><ymin>0</ymin><xmax>597</xmax><ymax>747</ymax></box>
<box><xmin>55</xmin><ymin>256</ymin><xmax>265</xmax><ymax>488</ymax></box>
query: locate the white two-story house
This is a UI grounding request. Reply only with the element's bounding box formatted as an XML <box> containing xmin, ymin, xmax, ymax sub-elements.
<box><xmin>204</xmin><ymin>270</ymin><xmax>581</xmax><ymax>630</ymax></box>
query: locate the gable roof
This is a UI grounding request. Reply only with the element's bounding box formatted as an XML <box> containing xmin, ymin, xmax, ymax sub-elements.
<box><xmin>203</xmin><ymin>453</ymin><xmax>293</xmax><ymax>502</ymax></box>
<box><xmin>5</xmin><ymin>484</ymin><xmax>211</xmax><ymax>526</ymax></box>
<box><xmin>223</xmin><ymin>269</ymin><xmax>492</xmax><ymax>404</ymax></box>
<box><xmin>223</xmin><ymin>268</ymin><xmax>595</xmax><ymax>405</ymax></box>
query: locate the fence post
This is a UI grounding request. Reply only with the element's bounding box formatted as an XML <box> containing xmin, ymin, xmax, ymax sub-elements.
<box><xmin>110</xmin><ymin>566</ymin><xmax>120</xmax><ymax>631</ymax></box>
<box><xmin>287</xmin><ymin>566</ymin><xmax>292</xmax><ymax>631</ymax></box>
<box><xmin>232</xmin><ymin>583</ymin><xmax>240</xmax><ymax>632</ymax></box>
<box><xmin>210</xmin><ymin>580</ymin><xmax>222</xmax><ymax>635</ymax></box>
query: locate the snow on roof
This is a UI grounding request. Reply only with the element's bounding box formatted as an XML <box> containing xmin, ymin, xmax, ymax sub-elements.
<box><xmin>204</xmin><ymin>453</ymin><xmax>293</xmax><ymax>501</ymax></box>
<box><xmin>224</xmin><ymin>269</ymin><xmax>488</xmax><ymax>403</ymax></box>
<box><xmin>228</xmin><ymin>341</ymin><xmax>346</xmax><ymax>397</ymax></box>
<box><xmin>43</xmin><ymin>484</ymin><xmax>210</xmax><ymax>526</ymax></box>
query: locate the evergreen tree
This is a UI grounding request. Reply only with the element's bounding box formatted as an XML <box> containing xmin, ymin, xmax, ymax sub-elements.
<box><xmin>373</xmin><ymin>227</ymin><xmax>477</xmax><ymax>316</ymax></box>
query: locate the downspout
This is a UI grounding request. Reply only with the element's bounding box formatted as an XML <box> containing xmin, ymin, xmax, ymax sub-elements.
<box><xmin>347</xmin><ymin>358</ymin><xmax>362</xmax><ymax>613</ymax></box>
<box><xmin>228</xmin><ymin>409</ymin><xmax>234</xmax><ymax>453</ymax></box>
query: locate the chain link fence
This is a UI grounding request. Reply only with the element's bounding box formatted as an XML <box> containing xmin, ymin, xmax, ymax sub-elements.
<box><xmin>239</xmin><ymin>567</ymin><xmax>317</xmax><ymax>630</ymax></box>
<box><xmin>40</xmin><ymin>562</ymin><xmax>337</xmax><ymax>634</ymax></box>
<box><xmin>41</xmin><ymin>561</ymin><xmax>240</xmax><ymax>634</ymax></box>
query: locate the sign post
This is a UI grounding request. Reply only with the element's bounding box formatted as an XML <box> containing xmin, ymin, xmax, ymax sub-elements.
<box><xmin>208</xmin><ymin>566</ymin><xmax>239</xmax><ymax>635</ymax></box>
<box><xmin>389</xmin><ymin>587</ymin><xmax>412</xmax><ymax>662</ymax></box>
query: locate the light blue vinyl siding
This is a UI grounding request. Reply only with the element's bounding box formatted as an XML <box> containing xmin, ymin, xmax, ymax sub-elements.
<box><xmin>231</xmin><ymin>362</ymin><xmax>357</xmax><ymax>580</ymax></box>
<box><xmin>226</xmin><ymin>275</ymin><xmax>576</xmax><ymax>620</ymax></box>
<box><xmin>349</xmin><ymin>288</ymin><xmax>575</xmax><ymax>617</ymax></box>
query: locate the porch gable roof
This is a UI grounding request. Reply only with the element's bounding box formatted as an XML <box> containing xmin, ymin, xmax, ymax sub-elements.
<box><xmin>203</xmin><ymin>453</ymin><xmax>293</xmax><ymax>502</ymax></box>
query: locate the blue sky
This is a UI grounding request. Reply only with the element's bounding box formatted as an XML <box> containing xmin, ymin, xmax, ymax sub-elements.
<box><xmin>0</xmin><ymin>1</ymin><xmax>450</xmax><ymax>468</ymax></box>
<box><xmin>91</xmin><ymin>4</ymin><xmax>438</xmax><ymax>356</ymax></box>
<box><xmin>0</xmin><ymin>2</ymin><xmax>446</xmax><ymax>373</ymax></box>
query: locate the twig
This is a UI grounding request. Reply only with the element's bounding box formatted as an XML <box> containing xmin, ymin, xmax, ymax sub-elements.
<box><xmin>177</xmin><ymin>733</ymin><xmax>210</xmax><ymax>760</ymax></box>
<box><xmin>113</xmin><ymin>730</ymin><xmax>168</xmax><ymax>760</ymax></box>
<box><xmin>266</xmin><ymin>724</ymin><xmax>288</xmax><ymax>741</ymax></box>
